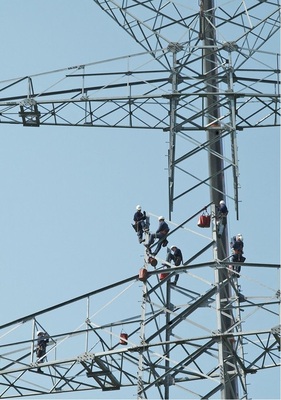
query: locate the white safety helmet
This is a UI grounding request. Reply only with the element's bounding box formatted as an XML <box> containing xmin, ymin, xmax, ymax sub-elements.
<box><xmin>136</xmin><ymin>205</ymin><xmax>141</xmax><ymax>211</ymax></box>
<box><xmin>236</xmin><ymin>233</ymin><xmax>243</xmax><ymax>241</ymax></box>
<box><xmin>171</xmin><ymin>245</ymin><xmax>177</xmax><ymax>250</ymax></box>
<box><xmin>219</xmin><ymin>200</ymin><xmax>225</xmax><ymax>205</ymax></box>
<box><xmin>158</xmin><ymin>216</ymin><xmax>165</xmax><ymax>221</ymax></box>
<box><xmin>37</xmin><ymin>331</ymin><xmax>44</xmax><ymax>336</ymax></box>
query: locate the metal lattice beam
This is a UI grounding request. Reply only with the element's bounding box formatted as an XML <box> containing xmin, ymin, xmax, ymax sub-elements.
<box><xmin>0</xmin><ymin>1</ymin><xmax>280</xmax><ymax>399</ymax></box>
<box><xmin>0</xmin><ymin>257</ymin><xmax>279</xmax><ymax>398</ymax></box>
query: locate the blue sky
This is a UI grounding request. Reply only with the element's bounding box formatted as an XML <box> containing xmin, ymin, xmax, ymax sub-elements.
<box><xmin>0</xmin><ymin>1</ymin><xmax>280</xmax><ymax>399</ymax></box>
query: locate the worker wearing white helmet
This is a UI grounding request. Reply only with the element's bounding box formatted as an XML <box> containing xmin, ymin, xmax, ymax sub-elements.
<box><xmin>36</xmin><ymin>330</ymin><xmax>49</xmax><ymax>373</ymax></box>
<box><xmin>218</xmin><ymin>199</ymin><xmax>228</xmax><ymax>215</ymax></box>
<box><xmin>217</xmin><ymin>199</ymin><xmax>228</xmax><ymax>237</ymax></box>
<box><xmin>230</xmin><ymin>234</ymin><xmax>246</xmax><ymax>277</ymax></box>
<box><xmin>133</xmin><ymin>204</ymin><xmax>149</xmax><ymax>244</ymax></box>
<box><xmin>146</xmin><ymin>215</ymin><xmax>170</xmax><ymax>256</ymax></box>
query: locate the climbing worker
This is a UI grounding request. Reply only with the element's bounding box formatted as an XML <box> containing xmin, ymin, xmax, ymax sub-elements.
<box><xmin>167</xmin><ymin>245</ymin><xmax>183</xmax><ymax>285</ymax></box>
<box><xmin>132</xmin><ymin>205</ymin><xmax>149</xmax><ymax>244</ymax></box>
<box><xmin>230</xmin><ymin>234</ymin><xmax>246</xmax><ymax>277</ymax></box>
<box><xmin>36</xmin><ymin>331</ymin><xmax>49</xmax><ymax>373</ymax></box>
<box><xmin>217</xmin><ymin>200</ymin><xmax>228</xmax><ymax>237</ymax></box>
<box><xmin>146</xmin><ymin>216</ymin><xmax>170</xmax><ymax>256</ymax></box>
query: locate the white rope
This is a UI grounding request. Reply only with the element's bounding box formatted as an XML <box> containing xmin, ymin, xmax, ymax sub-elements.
<box><xmin>0</xmin><ymin>323</ymin><xmax>23</xmax><ymax>341</ymax></box>
<box><xmin>44</xmin><ymin>281</ymin><xmax>136</xmax><ymax>354</ymax></box>
<box><xmin>89</xmin><ymin>281</ymin><xmax>136</xmax><ymax>319</ymax></box>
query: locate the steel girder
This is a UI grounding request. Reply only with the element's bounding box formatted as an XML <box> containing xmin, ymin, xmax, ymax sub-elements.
<box><xmin>0</xmin><ymin>2</ymin><xmax>278</xmax><ymax>218</ymax></box>
<box><xmin>0</xmin><ymin>244</ymin><xmax>279</xmax><ymax>398</ymax></box>
<box><xmin>0</xmin><ymin>1</ymin><xmax>279</xmax><ymax>130</ymax></box>
<box><xmin>0</xmin><ymin>69</ymin><xmax>279</xmax><ymax>130</ymax></box>
<box><xmin>0</xmin><ymin>2</ymin><xmax>280</xmax><ymax>399</ymax></box>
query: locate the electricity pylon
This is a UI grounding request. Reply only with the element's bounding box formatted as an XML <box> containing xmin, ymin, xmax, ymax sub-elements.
<box><xmin>0</xmin><ymin>1</ymin><xmax>280</xmax><ymax>399</ymax></box>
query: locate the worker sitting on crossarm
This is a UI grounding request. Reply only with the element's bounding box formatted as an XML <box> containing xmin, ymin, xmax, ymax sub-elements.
<box><xmin>132</xmin><ymin>205</ymin><xmax>149</xmax><ymax>244</ymax></box>
<box><xmin>146</xmin><ymin>216</ymin><xmax>169</xmax><ymax>256</ymax></box>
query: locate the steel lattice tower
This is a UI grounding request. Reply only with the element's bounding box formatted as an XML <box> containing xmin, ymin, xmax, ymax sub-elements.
<box><xmin>0</xmin><ymin>1</ymin><xmax>280</xmax><ymax>399</ymax></box>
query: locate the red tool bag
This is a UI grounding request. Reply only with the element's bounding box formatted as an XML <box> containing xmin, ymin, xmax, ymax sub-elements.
<box><xmin>148</xmin><ymin>256</ymin><xmax>158</xmax><ymax>267</ymax></box>
<box><xmin>159</xmin><ymin>272</ymin><xmax>169</xmax><ymax>280</ymax></box>
<box><xmin>119</xmin><ymin>332</ymin><xmax>128</xmax><ymax>345</ymax></box>
<box><xmin>197</xmin><ymin>211</ymin><xmax>211</xmax><ymax>228</ymax></box>
<box><xmin>139</xmin><ymin>268</ymin><xmax>148</xmax><ymax>281</ymax></box>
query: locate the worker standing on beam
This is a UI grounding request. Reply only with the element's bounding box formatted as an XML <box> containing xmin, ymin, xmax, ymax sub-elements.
<box><xmin>230</xmin><ymin>234</ymin><xmax>246</xmax><ymax>277</ymax></box>
<box><xmin>216</xmin><ymin>200</ymin><xmax>228</xmax><ymax>237</ymax></box>
<box><xmin>36</xmin><ymin>331</ymin><xmax>49</xmax><ymax>373</ymax></box>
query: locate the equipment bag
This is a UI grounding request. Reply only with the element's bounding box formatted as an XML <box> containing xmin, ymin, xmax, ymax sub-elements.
<box><xmin>197</xmin><ymin>211</ymin><xmax>211</xmax><ymax>228</ymax></box>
